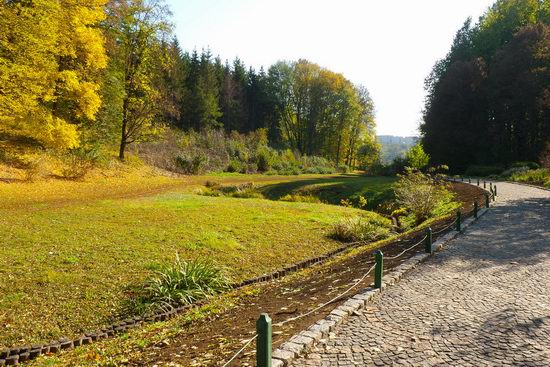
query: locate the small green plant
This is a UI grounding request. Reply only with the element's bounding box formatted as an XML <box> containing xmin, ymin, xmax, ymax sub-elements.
<box><xmin>331</xmin><ymin>216</ymin><xmax>392</xmax><ymax>242</ymax></box>
<box><xmin>135</xmin><ymin>255</ymin><xmax>230</xmax><ymax>314</ymax></box>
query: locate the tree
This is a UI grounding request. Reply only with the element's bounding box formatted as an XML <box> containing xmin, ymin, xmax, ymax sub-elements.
<box><xmin>0</xmin><ymin>0</ymin><xmax>107</xmax><ymax>150</ymax></box>
<box><xmin>421</xmin><ymin>0</ymin><xmax>549</xmax><ymax>171</ymax></box>
<box><xmin>266</xmin><ymin>60</ymin><xmax>378</xmax><ymax>167</ymax></box>
<box><xmin>104</xmin><ymin>0</ymin><xmax>172</xmax><ymax>160</ymax></box>
<box><xmin>406</xmin><ymin>143</ymin><xmax>430</xmax><ymax>170</ymax></box>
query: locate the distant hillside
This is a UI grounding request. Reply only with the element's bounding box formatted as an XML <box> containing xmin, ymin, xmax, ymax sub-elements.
<box><xmin>377</xmin><ymin>135</ymin><xmax>418</xmax><ymax>164</ymax></box>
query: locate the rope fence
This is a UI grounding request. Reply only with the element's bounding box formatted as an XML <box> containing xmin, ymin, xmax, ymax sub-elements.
<box><xmin>220</xmin><ymin>176</ymin><xmax>493</xmax><ymax>367</ymax></box>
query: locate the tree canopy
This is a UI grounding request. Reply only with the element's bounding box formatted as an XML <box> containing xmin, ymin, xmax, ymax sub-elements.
<box><xmin>0</xmin><ymin>0</ymin><xmax>380</xmax><ymax>168</ymax></box>
<box><xmin>421</xmin><ymin>0</ymin><xmax>549</xmax><ymax>171</ymax></box>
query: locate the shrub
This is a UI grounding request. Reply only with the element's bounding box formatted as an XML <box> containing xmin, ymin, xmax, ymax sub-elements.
<box><xmin>331</xmin><ymin>216</ymin><xmax>392</xmax><ymax>242</ymax></box>
<box><xmin>510</xmin><ymin>168</ymin><xmax>550</xmax><ymax>188</ymax></box>
<box><xmin>60</xmin><ymin>148</ymin><xmax>100</xmax><ymax>180</ymax></box>
<box><xmin>464</xmin><ymin>165</ymin><xmax>504</xmax><ymax>177</ymax></box>
<box><xmin>175</xmin><ymin>152</ymin><xmax>209</xmax><ymax>175</ymax></box>
<box><xmin>24</xmin><ymin>155</ymin><xmax>50</xmax><ymax>182</ymax></box>
<box><xmin>227</xmin><ymin>159</ymin><xmax>246</xmax><ymax>173</ymax></box>
<box><xmin>256</xmin><ymin>148</ymin><xmax>272</xmax><ymax>172</ymax></box>
<box><xmin>135</xmin><ymin>255</ymin><xmax>230</xmax><ymax>313</ymax></box>
<box><xmin>140</xmin><ymin>128</ymin><xmax>339</xmax><ymax>176</ymax></box>
<box><xmin>394</xmin><ymin>168</ymin><xmax>455</xmax><ymax>225</ymax></box>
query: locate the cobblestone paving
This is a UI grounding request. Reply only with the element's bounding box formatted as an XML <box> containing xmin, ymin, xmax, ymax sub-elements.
<box><xmin>293</xmin><ymin>182</ymin><xmax>550</xmax><ymax>366</ymax></box>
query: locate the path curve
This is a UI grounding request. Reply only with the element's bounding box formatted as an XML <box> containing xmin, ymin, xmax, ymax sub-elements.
<box><xmin>292</xmin><ymin>182</ymin><xmax>550</xmax><ymax>366</ymax></box>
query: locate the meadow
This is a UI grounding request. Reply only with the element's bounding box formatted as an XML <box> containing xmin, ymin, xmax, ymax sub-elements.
<box><xmin>0</xmin><ymin>172</ymin><xmax>395</xmax><ymax>348</ymax></box>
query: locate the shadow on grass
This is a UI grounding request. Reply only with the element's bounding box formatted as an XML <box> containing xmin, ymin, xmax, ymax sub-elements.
<box><xmin>259</xmin><ymin>175</ymin><xmax>396</xmax><ymax>210</ymax></box>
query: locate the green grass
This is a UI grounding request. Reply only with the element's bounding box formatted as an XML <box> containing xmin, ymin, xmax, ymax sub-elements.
<box><xmin>0</xmin><ymin>173</ymin><xmax>394</xmax><ymax>348</ymax></box>
<box><xmin>259</xmin><ymin>174</ymin><xmax>396</xmax><ymax>210</ymax></box>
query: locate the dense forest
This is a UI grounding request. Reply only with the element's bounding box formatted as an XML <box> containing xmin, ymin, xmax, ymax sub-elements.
<box><xmin>0</xmin><ymin>0</ymin><xmax>379</xmax><ymax>172</ymax></box>
<box><xmin>421</xmin><ymin>0</ymin><xmax>550</xmax><ymax>172</ymax></box>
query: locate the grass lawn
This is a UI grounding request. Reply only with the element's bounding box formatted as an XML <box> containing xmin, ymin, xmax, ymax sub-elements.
<box><xmin>0</xmin><ymin>172</ymin><xmax>393</xmax><ymax>348</ymax></box>
<box><xmin>259</xmin><ymin>174</ymin><xmax>396</xmax><ymax>210</ymax></box>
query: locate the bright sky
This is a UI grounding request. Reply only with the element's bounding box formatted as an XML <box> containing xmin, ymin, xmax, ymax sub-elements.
<box><xmin>166</xmin><ymin>0</ymin><xmax>495</xmax><ymax>136</ymax></box>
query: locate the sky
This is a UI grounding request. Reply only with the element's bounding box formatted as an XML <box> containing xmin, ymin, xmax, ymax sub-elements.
<box><xmin>166</xmin><ymin>0</ymin><xmax>495</xmax><ymax>136</ymax></box>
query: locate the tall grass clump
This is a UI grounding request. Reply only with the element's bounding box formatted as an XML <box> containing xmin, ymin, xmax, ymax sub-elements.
<box><xmin>331</xmin><ymin>215</ymin><xmax>392</xmax><ymax>242</ymax></box>
<box><xmin>134</xmin><ymin>255</ymin><xmax>230</xmax><ymax>314</ymax></box>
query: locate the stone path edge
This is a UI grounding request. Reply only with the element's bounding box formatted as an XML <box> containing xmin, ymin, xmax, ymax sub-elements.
<box><xmin>271</xmin><ymin>207</ymin><xmax>490</xmax><ymax>367</ymax></box>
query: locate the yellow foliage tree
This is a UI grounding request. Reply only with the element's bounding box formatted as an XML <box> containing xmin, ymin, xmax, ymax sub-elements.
<box><xmin>0</xmin><ymin>0</ymin><xmax>107</xmax><ymax>150</ymax></box>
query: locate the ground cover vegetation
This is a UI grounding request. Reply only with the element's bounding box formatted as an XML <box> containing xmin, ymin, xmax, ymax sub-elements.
<box><xmin>421</xmin><ymin>0</ymin><xmax>550</xmax><ymax>173</ymax></box>
<box><xmin>24</xmin><ymin>180</ymin><xmax>480</xmax><ymax>367</ymax></box>
<box><xmin>0</xmin><ymin>173</ymin><xmax>395</xmax><ymax>348</ymax></box>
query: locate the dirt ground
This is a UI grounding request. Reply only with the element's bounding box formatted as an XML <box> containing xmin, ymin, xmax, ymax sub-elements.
<box><xmin>125</xmin><ymin>182</ymin><xmax>486</xmax><ymax>366</ymax></box>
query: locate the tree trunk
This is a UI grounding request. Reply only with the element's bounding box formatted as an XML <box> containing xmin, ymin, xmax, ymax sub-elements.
<box><xmin>119</xmin><ymin>97</ymin><xmax>129</xmax><ymax>161</ymax></box>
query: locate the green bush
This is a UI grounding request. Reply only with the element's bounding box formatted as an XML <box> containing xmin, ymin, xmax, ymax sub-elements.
<box><xmin>464</xmin><ymin>165</ymin><xmax>504</xmax><ymax>177</ymax></box>
<box><xmin>175</xmin><ymin>152</ymin><xmax>209</xmax><ymax>175</ymax></box>
<box><xmin>227</xmin><ymin>159</ymin><xmax>246</xmax><ymax>173</ymax></box>
<box><xmin>394</xmin><ymin>168</ymin><xmax>456</xmax><ymax>225</ymax></box>
<box><xmin>510</xmin><ymin>168</ymin><xmax>550</xmax><ymax>188</ymax></box>
<box><xmin>331</xmin><ymin>215</ymin><xmax>392</xmax><ymax>242</ymax></box>
<box><xmin>135</xmin><ymin>255</ymin><xmax>230</xmax><ymax>313</ymax></box>
<box><xmin>256</xmin><ymin>148</ymin><xmax>273</xmax><ymax>172</ymax></box>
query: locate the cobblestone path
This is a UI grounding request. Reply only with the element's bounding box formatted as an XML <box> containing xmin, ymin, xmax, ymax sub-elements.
<box><xmin>292</xmin><ymin>182</ymin><xmax>550</xmax><ymax>366</ymax></box>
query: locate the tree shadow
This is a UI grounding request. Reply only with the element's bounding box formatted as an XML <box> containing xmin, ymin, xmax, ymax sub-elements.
<box><xmin>259</xmin><ymin>175</ymin><xmax>396</xmax><ymax>208</ymax></box>
<box><xmin>440</xmin><ymin>196</ymin><xmax>550</xmax><ymax>270</ymax></box>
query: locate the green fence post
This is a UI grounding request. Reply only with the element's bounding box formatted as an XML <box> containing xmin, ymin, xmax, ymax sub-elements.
<box><xmin>425</xmin><ymin>227</ymin><xmax>433</xmax><ymax>254</ymax></box>
<box><xmin>483</xmin><ymin>181</ymin><xmax>486</xmax><ymax>189</ymax></box>
<box><xmin>468</xmin><ymin>178</ymin><xmax>471</xmax><ymax>184</ymax></box>
<box><xmin>474</xmin><ymin>201</ymin><xmax>478</xmax><ymax>219</ymax></box>
<box><xmin>494</xmin><ymin>185</ymin><xmax>497</xmax><ymax>197</ymax></box>
<box><xmin>490</xmin><ymin>182</ymin><xmax>493</xmax><ymax>192</ymax></box>
<box><xmin>256</xmin><ymin>313</ymin><xmax>272</xmax><ymax>367</ymax></box>
<box><xmin>456</xmin><ymin>210</ymin><xmax>461</xmax><ymax>232</ymax></box>
<box><xmin>485</xmin><ymin>193</ymin><xmax>490</xmax><ymax>208</ymax></box>
<box><xmin>477</xmin><ymin>178</ymin><xmax>480</xmax><ymax>186</ymax></box>
<box><xmin>374</xmin><ymin>250</ymin><xmax>383</xmax><ymax>289</ymax></box>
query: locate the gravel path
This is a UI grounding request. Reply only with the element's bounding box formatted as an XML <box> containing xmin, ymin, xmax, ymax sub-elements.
<box><xmin>292</xmin><ymin>182</ymin><xmax>550</xmax><ymax>366</ymax></box>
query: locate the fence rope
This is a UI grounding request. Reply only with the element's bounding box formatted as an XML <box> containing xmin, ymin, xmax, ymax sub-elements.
<box><xmin>275</xmin><ymin>263</ymin><xmax>377</xmax><ymax>327</ymax></box>
<box><xmin>384</xmin><ymin>234</ymin><xmax>428</xmax><ymax>260</ymax></box>
<box><xmin>221</xmin><ymin>334</ymin><xmax>258</xmax><ymax>367</ymax></box>
<box><xmin>432</xmin><ymin>218</ymin><xmax>457</xmax><ymax>235</ymax></box>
